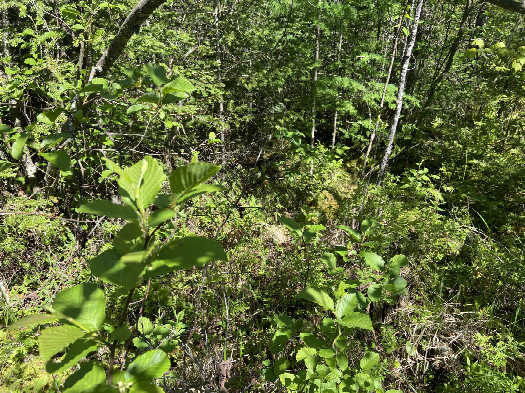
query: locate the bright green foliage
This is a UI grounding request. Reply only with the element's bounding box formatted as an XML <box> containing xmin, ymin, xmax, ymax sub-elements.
<box><xmin>268</xmin><ymin>244</ymin><xmax>408</xmax><ymax>392</ymax></box>
<box><xmin>8</xmin><ymin>157</ymin><xmax>226</xmax><ymax>392</ymax></box>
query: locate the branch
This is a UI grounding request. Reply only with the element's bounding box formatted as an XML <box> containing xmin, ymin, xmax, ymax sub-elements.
<box><xmin>486</xmin><ymin>0</ymin><xmax>525</xmax><ymax>14</ymax></box>
<box><xmin>88</xmin><ymin>0</ymin><xmax>167</xmax><ymax>82</ymax></box>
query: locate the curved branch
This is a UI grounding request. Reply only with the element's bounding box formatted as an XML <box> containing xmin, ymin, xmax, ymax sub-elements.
<box><xmin>486</xmin><ymin>0</ymin><xmax>525</xmax><ymax>14</ymax></box>
<box><xmin>88</xmin><ymin>0</ymin><xmax>167</xmax><ymax>82</ymax></box>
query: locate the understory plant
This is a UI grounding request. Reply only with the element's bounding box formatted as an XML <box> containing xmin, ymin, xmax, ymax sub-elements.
<box><xmin>9</xmin><ymin>156</ymin><xmax>227</xmax><ymax>392</ymax></box>
<box><xmin>266</xmin><ymin>220</ymin><xmax>407</xmax><ymax>393</ymax></box>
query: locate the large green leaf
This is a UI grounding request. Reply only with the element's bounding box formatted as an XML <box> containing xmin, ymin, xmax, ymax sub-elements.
<box><xmin>169</xmin><ymin>162</ymin><xmax>221</xmax><ymax>204</ymax></box>
<box><xmin>38</xmin><ymin>325</ymin><xmax>84</xmax><ymax>361</ymax></box>
<box><xmin>46</xmin><ymin>338</ymin><xmax>99</xmax><ymax>374</ymax></box>
<box><xmin>145</xmin><ymin>63</ymin><xmax>168</xmax><ymax>86</ymax></box>
<box><xmin>52</xmin><ymin>283</ymin><xmax>105</xmax><ymax>331</ymax></box>
<box><xmin>11</xmin><ymin>133</ymin><xmax>28</xmax><ymax>160</ymax></box>
<box><xmin>269</xmin><ymin>328</ymin><xmax>293</xmax><ymax>354</ymax></box>
<box><xmin>148</xmin><ymin>208</ymin><xmax>174</xmax><ymax>228</ymax></box>
<box><xmin>176</xmin><ymin>183</ymin><xmax>226</xmax><ymax>204</ymax></box>
<box><xmin>90</xmin><ymin>249</ymin><xmax>145</xmax><ymax>289</ymax></box>
<box><xmin>162</xmin><ymin>77</ymin><xmax>196</xmax><ymax>95</ymax></box>
<box><xmin>359</xmin><ymin>351</ymin><xmax>380</xmax><ymax>371</ymax></box>
<box><xmin>338</xmin><ymin>312</ymin><xmax>373</xmax><ymax>330</ymax></box>
<box><xmin>113</xmin><ymin>222</ymin><xmax>144</xmax><ymax>254</ymax></box>
<box><xmin>367</xmin><ymin>284</ymin><xmax>382</xmax><ymax>302</ymax></box>
<box><xmin>296</xmin><ymin>347</ymin><xmax>317</xmax><ymax>361</ymax></box>
<box><xmin>37</xmin><ymin>108</ymin><xmax>64</xmax><ymax>124</ymax></box>
<box><xmin>335</xmin><ymin>293</ymin><xmax>357</xmax><ymax>320</ymax></box>
<box><xmin>9</xmin><ymin>313</ymin><xmax>58</xmax><ymax>330</ymax></box>
<box><xmin>279</xmin><ymin>216</ymin><xmax>302</xmax><ymax>237</ymax></box>
<box><xmin>40</xmin><ymin>150</ymin><xmax>72</xmax><ymax>171</ymax></box>
<box><xmin>388</xmin><ymin>254</ymin><xmax>408</xmax><ymax>276</ymax></box>
<box><xmin>297</xmin><ymin>287</ymin><xmax>334</xmax><ymax>311</ymax></box>
<box><xmin>63</xmin><ymin>362</ymin><xmax>107</xmax><ymax>393</ymax></box>
<box><xmin>146</xmin><ymin>236</ymin><xmax>227</xmax><ymax>278</ymax></box>
<box><xmin>123</xmin><ymin>349</ymin><xmax>170</xmax><ymax>384</ymax></box>
<box><xmin>116</xmin><ymin>157</ymin><xmax>166</xmax><ymax>210</ymax></box>
<box><xmin>360</xmin><ymin>252</ymin><xmax>385</xmax><ymax>271</ymax></box>
<box><xmin>77</xmin><ymin>200</ymin><xmax>139</xmax><ymax>221</ymax></box>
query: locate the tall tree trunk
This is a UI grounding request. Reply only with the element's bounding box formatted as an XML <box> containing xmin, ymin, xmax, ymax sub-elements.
<box><xmin>215</xmin><ymin>0</ymin><xmax>227</xmax><ymax>166</ymax></box>
<box><xmin>377</xmin><ymin>0</ymin><xmax>424</xmax><ymax>184</ymax></box>
<box><xmin>331</xmin><ymin>27</ymin><xmax>343</xmax><ymax>150</ymax></box>
<box><xmin>361</xmin><ymin>10</ymin><xmax>405</xmax><ymax>175</ymax></box>
<box><xmin>310</xmin><ymin>0</ymin><xmax>321</xmax><ymax>174</ymax></box>
<box><xmin>88</xmin><ymin>0</ymin><xmax>167</xmax><ymax>82</ymax></box>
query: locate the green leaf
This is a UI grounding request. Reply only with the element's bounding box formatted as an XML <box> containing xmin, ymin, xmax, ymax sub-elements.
<box><xmin>162</xmin><ymin>77</ymin><xmax>196</xmax><ymax>95</ymax></box>
<box><xmin>367</xmin><ymin>284</ymin><xmax>382</xmax><ymax>302</ymax></box>
<box><xmin>40</xmin><ymin>150</ymin><xmax>72</xmax><ymax>171</ymax></box>
<box><xmin>145</xmin><ymin>63</ymin><xmax>169</xmax><ymax>86</ymax></box>
<box><xmin>336</xmin><ymin>353</ymin><xmax>349</xmax><ymax>371</ymax></box>
<box><xmin>0</xmin><ymin>161</ymin><xmax>14</xmax><ymax>172</ymax></box>
<box><xmin>279</xmin><ymin>216</ymin><xmax>302</xmax><ymax>237</ymax></box>
<box><xmin>90</xmin><ymin>249</ymin><xmax>145</xmax><ymax>289</ymax></box>
<box><xmin>269</xmin><ymin>328</ymin><xmax>293</xmax><ymax>354</ymax></box>
<box><xmin>40</xmin><ymin>133</ymin><xmax>70</xmax><ymax>149</ymax></box>
<box><xmin>24</xmin><ymin>57</ymin><xmax>37</xmax><ymax>65</ymax></box>
<box><xmin>360</xmin><ymin>351</ymin><xmax>380</xmax><ymax>370</ymax></box>
<box><xmin>113</xmin><ymin>222</ymin><xmax>143</xmax><ymax>254</ymax></box>
<box><xmin>146</xmin><ymin>236</ymin><xmax>227</xmax><ymax>278</ymax></box>
<box><xmin>63</xmin><ymin>362</ymin><xmax>106</xmax><ymax>393</ymax></box>
<box><xmin>37</xmin><ymin>108</ymin><xmax>64</xmax><ymax>125</ymax></box>
<box><xmin>124</xmin><ymin>349</ymin><xmax>170</xmax><ymax>384</ymax></box>
<box><xmin>296</xmin><ymin>347</ymin><xmax>317</xmax><ymax>361</ymax></box>
<box><xmin>11</xmin><ymin>133</ymin><xmax>28</xmax><ymax>160</ymax></box>
<box><xmin>321</xmin><ymin>252</ymin><xmax>337</xmax><ymax>272</ymax></box>
<box><xmin>274</xmin><ymin>315</ymin><xmax>294</xmax><ymax>329</ymax></box>
<box><xmin>136</xmin><ymin>91</ymin><xmax>161</xmax><ymax>104</ymax></box>
<box><xmin>356</xmin><ymin>372</ymin><xmax>373</xmax><ymax>388</ymax></box>
<box><xmin>169</xmin><ymin>162</ymin><xmax>221</xmax><ymax>205</ymax></box>
<box><xmin>46</xmin><ymin>338</ymin><xmax>98</xmax><ymax>374</ymax></box>
<box><xmin>338</xmin><ymin>312</ymin><xmax>373</xmax><ymax>330</ymax></box>
<box><xmin>300</xmin><ymin>333</ymin><xmax>325</xmax><ymax>349</ymax></box>
<box><xmin>389</xmin><ymin>254</ymin><xmax>408</xmax><ymax>276</ymax></box>
<box><xmin>335</xmin><ymin>293</ymin><xmax>357</xmax><ymax>319</ymax></box>
<box><xmin>360</xmin><ymin>218</ymin><xmax>379</xmax><ymax>235</ymax></box>
<box><xmin>9</xmin><ymin>314</ymin><xmax>58</xmax><ymax>330</ymax></box>
<box><xmin>360</xmin><ymin>252</ymin><xmax>385</xmax><ymax>271</ymax></box>
<box><xmin>337</xmin><ymin>225</ymin><xmax>361</xmax><ymax>242</ymax></box>
<box><xmin>138</xmin><ymin>317</ymin><xmax>154</xmax><ymax>335</ymax></box>
<box><xmin>77</xmin><ymin>200</ymin><xmax>140</xmax><ymax>221</ymax></box>
<box><xmin>127</xmin><ymin>104</ymin><xmax>150</xmax><ymax>114</ymax></box>
<box><xmin>109</xmin><ymin>326</ymin><xmax>131</xmax><ymax>341</ymax></box>
<box><xmin>52</xmin><ymin>283</ymin><xmax>106</xmax><ymax>331</ymax></box>
<box><xmin>297</xmin><ymin>287</ymin><xmax>334</xmax><ymax>311</ymax></box>
<box><xmin>38</xmin><ymin>325</ymin><xmax>84</xmax><ymax>361</ymax></box>
<box><xmin>117</xmin><ymin>157</ymin><xmax>166</xmax><ymax>210</ymax></box>
<box><xmin>176</xmin><ymin>183</ymin><xmax>226</xmax><ymax>204</ymax></box>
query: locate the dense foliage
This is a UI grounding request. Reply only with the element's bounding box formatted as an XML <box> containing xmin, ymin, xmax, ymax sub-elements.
<box><xmin>0</xmin><ymin>0</ymin><xmax>524</xmax><ymax>392</ymax></box>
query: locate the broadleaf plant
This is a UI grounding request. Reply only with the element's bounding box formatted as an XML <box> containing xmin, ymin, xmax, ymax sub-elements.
<box><xmin>9</xmin><ymin>156</ymin><xmax>227</xmax><ymax>392</ymax></box>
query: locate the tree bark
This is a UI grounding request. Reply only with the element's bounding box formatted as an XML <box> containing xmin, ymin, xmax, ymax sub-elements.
<box><xmin>361</xmin><ymin>10</ymin><xmax>404</xmax><ymax>175</ymax></box>
<box><xmin>88</xmin><ymin>0</ymin><xmax>167</xmax><ymax>82</ymax></box>
<box><xmin>377</xmin><ymin>0</ymin><xmax>424</xmax><ymax>184</ymax></box>
<box><xmin>310</xmin><ymin>0</ymin><xmax>321</xmax><ymax>174</ymax></box>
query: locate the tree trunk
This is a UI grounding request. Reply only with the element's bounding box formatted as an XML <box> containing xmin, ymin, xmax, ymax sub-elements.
<box><xmin>331</xmin><ymin>27</ymin><xmax>343</xmax><ymax>150</ymax></box>
<box><xmin>377</xmin><ymin>0</ymin><xmax>424</xmax><ymax>184</ymax></box>
<box><xmin>310</xmin><ymin>0</ymin><xmax>321</xmax><ymax>174</ymax></box>
<box><xmin>215</xmin><ymin>0</ymin><xmax>227</xmax><ymax>166</ymax></box>
<box><xmin>88</xmin><ymin>0</ymin><xmax>167</xmax><ymax>82</ymax></box>
<box><xmin>361</xmin><ymin>10</ymin><xmax>404</xmax><ymax>175</ymax></box>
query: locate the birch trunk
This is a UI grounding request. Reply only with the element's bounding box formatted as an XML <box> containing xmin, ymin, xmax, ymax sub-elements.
<box><xmin>377</xmin><ymin>0</ymin><xmax>424</xmax><ymax>184</ymax></box>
